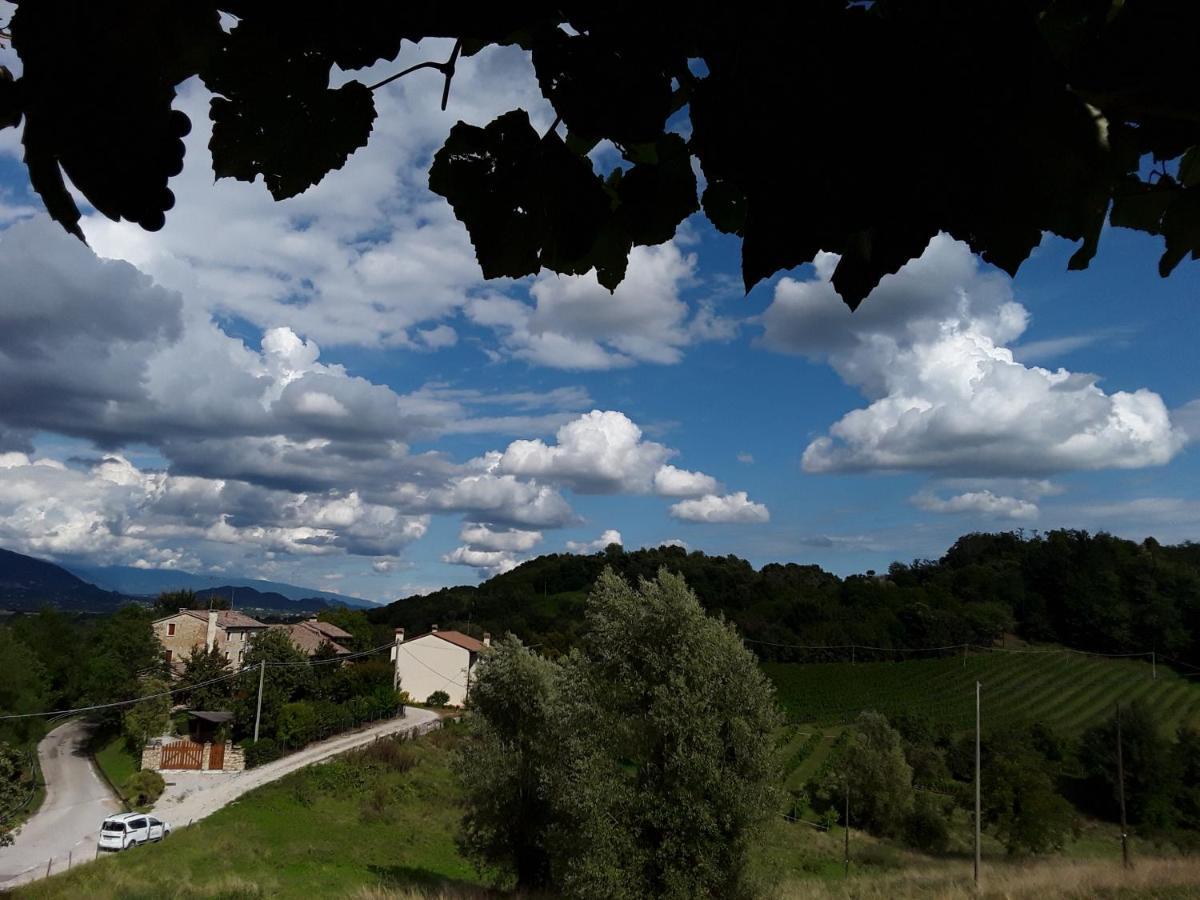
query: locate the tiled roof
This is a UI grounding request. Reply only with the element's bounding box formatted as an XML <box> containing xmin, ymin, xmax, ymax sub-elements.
<box><xmin>159</xmin><ymin>609</ymin><xmax>267</xmax><ymax>629</ymax></box>
<box><xmin>307</xmin><ymin>619</ymin><xmax>353</xmax><ymax>640</ymax></box>
<box><xmin>408</xmin><ymin>629</ymin><xmax>484</xmax><ymax>652</ymax></box>
<box><xmin>270</xmin><ymin>622</ymin><xmax>351</xmax><ymax>656</ymax></box>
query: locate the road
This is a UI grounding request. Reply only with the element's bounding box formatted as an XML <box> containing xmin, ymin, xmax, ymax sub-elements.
<box><xmin>0</xmin><ymin>719</ymin><xmax>120</xmax><ymax>889</ymax></box>
<box><xmin>0</xmin><ymin>707</ymin><xmax>443</xmax><ymax>889</ymax></box>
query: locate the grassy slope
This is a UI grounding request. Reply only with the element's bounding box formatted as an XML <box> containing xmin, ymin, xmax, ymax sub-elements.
<box><xmin>92</xmin><ymin>733</ymin><xmax>138</xmax><ymax>803</ymax></box>
<box><xmin>765</xmin><ymin>651</ymin><xmax>1200</xmax><ymax>736</ymax></box>
<box><xmin>16</xmin><ymin>725</ymin><xmax>487</xmax><ymax>900</ymax></box>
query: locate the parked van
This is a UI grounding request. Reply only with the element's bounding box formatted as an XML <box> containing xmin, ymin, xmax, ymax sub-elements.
<box><xmin>98</xmin><ymin>812</ymin><xmax>171</xmax><ymax>851</ymax></box>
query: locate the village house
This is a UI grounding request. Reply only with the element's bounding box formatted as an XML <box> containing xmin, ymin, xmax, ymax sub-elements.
<box><xmin>271</xmin><ymin>617</ymin><xmax>354</xmax><ymax>658</ymax></box>
<box><xmin>153</xmin><ymin>608</ymin><xmax>268</xmax><ymax>671</ymax></box>
<box><xmin>390</xmin><ymin>625</ymin><xmax>490</xmax><ymax>707</ymax></box>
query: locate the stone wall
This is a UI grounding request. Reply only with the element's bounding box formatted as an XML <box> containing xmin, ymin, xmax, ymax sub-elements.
<box><xmin>225</xmin><ymin>743</ymin><xmax>245</xmax><ymax>772</ymax></box>
<box><xmin>141</xmin><ymin>740</ymin><xmax>162</xmax><ymax>771</ymax></box>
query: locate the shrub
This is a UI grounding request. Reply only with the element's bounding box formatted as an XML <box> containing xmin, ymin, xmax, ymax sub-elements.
<box><xmin>426</xmin><ymin>690</ymin><xmax>450</xmax><ymax>707</ymax></box>
<box><xmin>242</xmin><ymin>738</ymin><xmax>281</xmax><ymax>768</ymax></box>
<box><xmin>276</xmin><ymin>701</ymin><xmax>318</xmax><ymax>749</ymax></box>
<box><xmin>357</xmin><ymin>737</ymin><xmax>419</xmax><ymax>773</ymax></box>
<box><xmin>904</xmin><ymin>794</ymin><xmax>951</xmax><ymax>852</ymax></box>
<box><xmin>123</xmin><ymin>769</ymin><xmax>165</xmax><ymax>807</ymax></box>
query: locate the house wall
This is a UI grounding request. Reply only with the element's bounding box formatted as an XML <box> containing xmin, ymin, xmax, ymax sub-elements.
<box><xmin>395</xmin><ymin>636</ymin><xmax>472</xmax><ymax>706</ymax></box>
<box><xmin>153</xmin><ymin>614</ymin><xmax>209</xmax><ymax>668</ymax></box>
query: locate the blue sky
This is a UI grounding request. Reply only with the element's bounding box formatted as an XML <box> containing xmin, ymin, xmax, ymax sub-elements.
<box><xmin>0</xmin><ymin>34</ymin><xmax>1196</xmax><ymax>603</ymax></box>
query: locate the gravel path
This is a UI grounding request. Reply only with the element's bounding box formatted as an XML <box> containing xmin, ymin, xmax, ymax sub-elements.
<box><xmin>154</xmin><ymin>706</ymin><xmax>442</xmax><ymax>828</ymax></box>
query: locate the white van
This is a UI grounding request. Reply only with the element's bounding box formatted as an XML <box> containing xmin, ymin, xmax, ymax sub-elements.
<box><xmin>98</xmin><ymin>812</ymin><xmax>171</xmax><ymax>851</ymax></box>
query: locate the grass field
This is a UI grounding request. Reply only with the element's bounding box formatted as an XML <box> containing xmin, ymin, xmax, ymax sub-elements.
<box><xmin>15</xmin><ymin>723</ymin><xmax>490</xmax><ymax>900</ymax></box>
<box><xmin>765</xmin><ymin>650</ymin><xmax>1200</xmax><ymax>736</ymax></box>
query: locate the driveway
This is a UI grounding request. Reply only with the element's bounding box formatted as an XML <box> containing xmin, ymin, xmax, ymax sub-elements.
<box><xmin>0</xmin><ymin>719</ymin><xmax>121</xmax><ymax>889</ymax></box>
<box><xmin>154</xmin><ymin>706</ymin><xmax>442</xmax><ymax>826</ymax></box>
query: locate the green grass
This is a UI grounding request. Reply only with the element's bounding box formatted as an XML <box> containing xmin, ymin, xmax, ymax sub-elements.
<box><xmin>91</xmin><ymin>732</ymin><xmax>138</xmax><ymax>805</ymax></box>
<box><xmin>17</xmin><ymin>724</ymin><xmax>491</xmax><ymax>900</ymax></box>
<box><xmin>765</xmin><ymin>650</ymin><xmax>1200</xmax><ymax>736</ymax></box>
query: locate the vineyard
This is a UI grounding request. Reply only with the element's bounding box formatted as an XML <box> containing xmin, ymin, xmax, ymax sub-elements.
<box><xmin>765</xmin><ymin>650</ymin><xmax>1200</xmax><ymax>739</ymax></box>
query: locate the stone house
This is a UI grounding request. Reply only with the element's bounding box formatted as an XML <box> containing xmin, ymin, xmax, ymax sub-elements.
<box><xmin>270</xmin><ymin>617</ymin><xmax>355</xmax><ymax>658</ymax></box>
<box><xmin>153</xmin><ymin>608</ymin><xmax>268</xmax><ymax>672</ymax></box>
<box><xmin>390</xmin><ymin>625</ymin><xmax>490</xmax><ymax>707</ymax></box>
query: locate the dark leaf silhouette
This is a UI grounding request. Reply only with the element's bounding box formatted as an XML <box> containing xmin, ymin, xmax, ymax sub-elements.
<box><xmin>1</xmin><ymin>2</ymin><xmax>1197</xmax><ymax>307</ymax></box>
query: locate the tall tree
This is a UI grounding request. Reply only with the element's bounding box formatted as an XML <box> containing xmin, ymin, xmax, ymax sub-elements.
<box><xmin>178</xmin><ymin>645</ymin><xmax>235</xmax><ymax>711</ymax></box>
<box><xmin>233</xmin><ymin>629</ymin><xmax>312</xmax><ymax>740</ymax></box>
<box><xmin>121</xmin><ymin>676</ymin><xmax>172</xmax><ymax>753</ymax></box>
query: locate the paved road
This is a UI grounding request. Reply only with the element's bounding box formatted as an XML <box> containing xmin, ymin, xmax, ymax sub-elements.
<box><xmin>0</xmin><ymin>719</ymin><xmax>120</xmax><ymax>889</ymax></box>
<box><xmin>0</xmin><ymin>707</ymin><xmax>443</xmax><ymax>889</ymax></box>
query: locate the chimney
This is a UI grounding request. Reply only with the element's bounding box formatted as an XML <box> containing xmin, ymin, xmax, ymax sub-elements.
<box><xmin>483</xmin><ymin>632</ymin><xmax>491</xmax><ymax>647</ymax></box>
<box><xmin>205</xmin><ymin>609</ymin><xmax>219</xmax><ymax>652</ymax></box>
<box><xmin>431</xmin><ymin>623</ymin><xmax>438</xmax><ymax>633</ymax></box>
<box><xmin>390</xmin><ymin>627</ymin><xmax>404</xmax><ymax>666</ymax></box>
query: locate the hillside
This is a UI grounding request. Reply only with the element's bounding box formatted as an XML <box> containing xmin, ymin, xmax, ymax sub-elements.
<box><xmin>369</xmin><ymin>531</ymin><xmax>1200</xmax><ymax>668</ymax></box>
<box><xmin>191</xmin><ymin>586</ymin><xmax>332</xmax><ymax>614</ymax></box>
<box><xmin>767</xmin><ymin>651</ymin><xmax>1200</xmax><ymax>737</ymax></box>
<box><xmin>70</xmin><ymin>563</ymin><xmax>374</xmax><ymax>608</ymax></box>
<box><xmin>0</xmin><ymin>548</ymin><xmax>131</xmax><ymax>612</ymax></box>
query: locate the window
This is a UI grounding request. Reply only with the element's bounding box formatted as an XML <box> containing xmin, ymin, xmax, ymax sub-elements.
<box><xmin>167</xmin><ymin>623</ymin><xmax>176</xmax><ymax>636</ymax></box>
<box><xmin>165</xmin><ymin>650</ymin><xmax>173</xmax><ymax>663</ymax></box>
<box><xmin>224</xmin><ymin>651</ymin><xmax>231</xmax><ymax>661</ymax></box>
<box><xmin>130</xmin><ymin>818</ymin><xmax>147</xmax><ymax>830</ymax></box>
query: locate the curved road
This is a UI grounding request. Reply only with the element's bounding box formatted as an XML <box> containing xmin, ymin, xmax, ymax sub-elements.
<box><xmin>0</xmin><ymin>708</ymin><xmax>442</xmax><ymax>889</ymax></box>
<box><xmin>0</xmin><ymin>719</ymin><xmax>119</xmax><ymax>888</ymax></box>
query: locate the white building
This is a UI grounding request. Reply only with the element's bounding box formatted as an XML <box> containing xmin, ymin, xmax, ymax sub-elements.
<box><xmin>390</xmin><ymin>625</ymin><xmax>489</xmax><ymax>707</ymax></box>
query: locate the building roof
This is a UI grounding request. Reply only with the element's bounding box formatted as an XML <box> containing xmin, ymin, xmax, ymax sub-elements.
<box><xmin>407</xmin><ymin>629</ymin><xmax>485</xmax><ymax>653</ymax></box>
<box><xmin>155</xmin><ymin>609</ymin><xmax>267</xmax><ymax>630</ymax></box>
<box><xmin>304</xmin><ymin>618</ymin><xmax>353</xmax><ymax>640</ymax></box>
<box><xmin>270</xmin><ymin>621</ymin><xmax>351</xmax><ymax>656</ymax></box>
<box><xmin>187</xmin><ymin>710</ymin><xmax>234</xmax><ymax>724</ymax></box>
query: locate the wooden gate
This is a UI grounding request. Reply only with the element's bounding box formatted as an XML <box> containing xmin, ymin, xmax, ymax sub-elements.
<box><xmin>208</xmin><ymin>741</ymin><xmax>225</xmax><ymax>771</ymax></box>
<box><xmin>160</xmin><ymin>740</ymin><xmax>203</xmax><ymax>770</ymax></box>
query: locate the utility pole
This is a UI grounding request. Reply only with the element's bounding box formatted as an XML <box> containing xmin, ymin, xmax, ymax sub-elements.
<box><xmin>253</xmin><ymin>660</ymin><xmax>265</xmax><ymax>742</ymax></box>
<box><xmin>963</xmin><ymin>643</ymin><xmax>968</xmax><ymax>669</ymax></box>
<box><xmin>851</xmin><ymin>644</ymin><xmax>856</xmax><ymax>666</ymax></box>
<box><xmin>1117</xmin><ymin>703</ymin><xmax>1130</xmax><ymax>869</ymax></box>
<box><xmin>974</xmin><ymin>680</ymin><xmax>981</xmax><ymax>888</ymax></box>
<box><xmin>1151</xmin><ymin>651</ymin><xmax>1157</xmax><ymax>681</ymax></box>
<box><xmin>843</xmin><ymin>778</ymin><xmax>850</xmax><ymax>877</ymax></box>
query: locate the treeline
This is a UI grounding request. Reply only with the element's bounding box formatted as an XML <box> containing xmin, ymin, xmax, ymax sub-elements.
<box><xmin>368</xmin><ymin>530</ymin><xmax>1200</xmax><ymax>663</ymax></box>
<box><xmin>808</xmin><ymin>702</ymin><xmax>1200</xmax><ymax>855</ymax></box>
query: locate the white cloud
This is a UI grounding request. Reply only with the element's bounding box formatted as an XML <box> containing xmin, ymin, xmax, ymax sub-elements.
<box><xmin>1176</xmin><ymin>399</ymin><xmax>1200</xmax><ymax>445</ymax></box>
<box><xmin>566</xmin><ymin>529</ymin><xmax>623</xmax><ymax>553</ymax></box>
<box><xmin>652</xmin><ymin>464</ymin><xmax>720</xmax><ymax>497</ymax></box>
<box><xmin>736</xmin><ymin>452</ymin><xmax>755</xmax><ymax>464</ymax></box>
<box><xmin>458</xmin><ymin>523</ymin><xmax>543</xmax><ymax>552</ymax></box>
<box><xmin>761</xmin><ymin>235</ymin><xmax>1185</xmax><ymax>476</ymax></box>
<box><xmin>913</xmin><ymin>490</ymin><xmax>1039</xmax><ymax>521</ymax></box>
<box><xmin>669</xmin><ymin>492</ymin><xmax>769</xmax><ymax>524</ymax></box>
<box><xmin>442</xmin><ymin>545</ymin><xmax>520</xmax><ymax>577</ymax></box>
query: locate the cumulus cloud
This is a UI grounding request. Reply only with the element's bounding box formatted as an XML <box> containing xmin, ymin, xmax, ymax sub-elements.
<box><xmin>442</xmin><ymin>545</ymin><xmax>520</xmax><ymax>577</ymax></box>
<box><xmin>566</xmin><ymin>529</ymin><xmax>624</xmax><ymax>553</ymax></box>
<box><xmin>913</xmin><ymin>490</ymin><xmax>1039</xmax><ymax>521</ymax></box>
<box><xmin>497</xmin><ymin>410</ymin><xmax>721</xmax><ymax>497</ymax></box>
<box><xmin>761</xmin><ymin>235</ymin><xmax>1185</xmax><ymax>476</ymax></box>
<box><xmin>459</xmin><ymin>523</ymin><xmax>544</xmax><ymax>552</ymax></box>
<box><xmin>669</xmin><ymin>492</ymin><xmax>770</xmax><ymax>524</ymax></box>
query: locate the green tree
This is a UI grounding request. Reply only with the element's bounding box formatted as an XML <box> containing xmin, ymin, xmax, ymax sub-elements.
<box><xmin>9</xmin><ymin>608</ymin><xmax>87</xmax><ymax>708</ymax></box>
<box><xmin>0</xmin><ymin>742</ymin><xmax>29</xmax><ymax>847</ymax></box>
<box><xmin>317</xmin><ymin>608</ymin><xmax>384</xmax><ymax>651</ymax></box>
<box><xmin>121</xmin><ymin>677</ymin><xmax>171</xmax><ymax>753</ymax></box>
<box><xmin>0</xmin><ymin>629</ymin><xmax>50</xmax><ymax>746</ymax></box>
<box><xmin>980</xmin><ymin>728</ymin><xmax>1077</xmax><ymax>854</ymax></box>
<box><xmin>456</xmin><ymin>635</ymin><xmax>560</xmax><ymax>889</ymax></box>
<box><xmin>178</xmin><ymin>645</ymin><xmax>234</xmax><ymax>711</ymax></box>
<box><xmin>1079</xmin><ymin>702</ymin><xmax>1180</xmax><ymax>829</ymax></box>
<box><xmin>84</xmin><ymin>606</ymin><xmax>163</xmax><ymax>715</ymax></box>
<box><xmin>458</xmin><ymin>568</ymin><xmax>781</xmax><ymax>899</ymax></box>
<box><xmin>835</xmin><ymin>711</ymin><xmax>915</xmax><ymax>839</ymax></box>
<box><xmin>233</xmin><ymin>629</ymin><xmax>312</xmax><ymax>740</ymax></box>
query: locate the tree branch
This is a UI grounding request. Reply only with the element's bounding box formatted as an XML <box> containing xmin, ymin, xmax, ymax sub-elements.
<box><xmin>367</xmin><ymin>38</ymin><xmax>464</xmax><ymax>100</ymax></box>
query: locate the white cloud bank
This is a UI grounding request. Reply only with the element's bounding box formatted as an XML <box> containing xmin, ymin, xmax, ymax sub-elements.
<box><xmin>913</xmin><ymin>490</ymin><xmax>1039</xmax><ymax>521</ymax></box>
<box><xmin>566</xmin><ymin>529</ymin><xmax>623</xmax><ymax>553</ymax></box>
<box><xmin>762</xmin><ymin>235</ymin><xmax>1185</xmax><ymax>477</ymax></box>
<box><xmin>669</xmin><ymin>492</ymin><xmax>770</xmax><ymax>524</ymax></box>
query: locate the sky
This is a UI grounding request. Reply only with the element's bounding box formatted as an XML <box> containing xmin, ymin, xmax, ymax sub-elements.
<box><xmin>0</xmin><ymin>31</ymin><xmax>1197</xmax><ymax>603</ymax></box>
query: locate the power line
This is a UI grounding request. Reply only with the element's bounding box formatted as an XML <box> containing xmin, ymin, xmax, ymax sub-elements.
<box><xmin>745</xmin><ymin>635</ymin><xmax>1175</xmax><ymax>665</ymax></box>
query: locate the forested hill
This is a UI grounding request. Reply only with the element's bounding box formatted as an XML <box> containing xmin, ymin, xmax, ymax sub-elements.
<box><xmin>368</xmin><ymin>531</ymin><xmax>1200</xmax><ymax>662</ymax></box>
<box><xmin>0</xmin><ymin>547</ymin><xmax>131</xmax><ymax>612</ymax></box>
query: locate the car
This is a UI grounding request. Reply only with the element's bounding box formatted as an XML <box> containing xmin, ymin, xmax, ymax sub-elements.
<box><xmin>98</xmin><ymin>812</ymin><xmax>172</xmax><ymax>851</ymax></box>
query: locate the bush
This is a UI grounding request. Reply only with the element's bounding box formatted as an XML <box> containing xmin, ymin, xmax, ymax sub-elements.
<box><xmin>904</xmin><ymin>794</ymin><xmax>951</xmax><ymax>852</ymax></box>
<box><xmin>276</xmin><ymin>701</ymin><xmax>318</xmax><ymax>749</ymax></box>
<box><xmin>242</xmin><ymin>738</ymin><xmax>281</xmax><ymax>768</ymax></box>
<box><xmin>426</xmin><ymin>690</ymin><xmax>450</xmax><ymax>707</ymax></box>
<box><xmin>357</xmin><ymin>737</ymin><xmax>419</xmax><ymax>773</ymax></box>
<box><xmin>123</xmin><ymin>769</ymin><xmax>165</xmax><ymax>808</ymax></box>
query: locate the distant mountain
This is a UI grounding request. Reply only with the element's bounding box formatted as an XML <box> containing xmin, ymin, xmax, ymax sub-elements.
<box><xmin>0</xmin><ymin>547</ymin><xmax>133</xmax><ymax>612</ymax></box>
<box><xmin>69</xmin><ymin>564</ymin><xmax>375</xmax><ymax>609</ymax></box>
<box><xmin>192</xmin><ymin>586</ymin><xmax>331</xmax><ymax>614</ymax></box>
